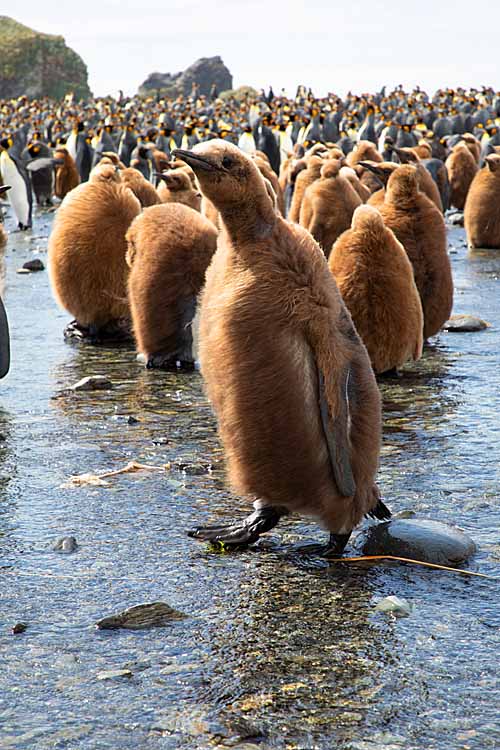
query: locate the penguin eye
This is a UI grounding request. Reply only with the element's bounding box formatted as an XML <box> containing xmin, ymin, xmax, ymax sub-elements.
<box><xmin>221</xmin><ymin>156</ymin><xmax>233</xmax><ymax>169</ymax></box>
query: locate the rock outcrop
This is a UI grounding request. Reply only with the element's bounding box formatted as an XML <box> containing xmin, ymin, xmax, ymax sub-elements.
<box><xmin>0</xmin><ymin>17</ymin><xmax>91</xmax><ymax>100</ymax></box>
<box><xmin>138</xmin><ymin>56</ymin><xmax>232</xmax><ymax>97</ymax></box>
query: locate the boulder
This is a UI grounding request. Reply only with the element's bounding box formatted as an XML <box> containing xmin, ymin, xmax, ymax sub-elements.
<box><xmin>138</xmin><ymin>56</ymin><xmax>232</xmax><ymax>97</ymax></box>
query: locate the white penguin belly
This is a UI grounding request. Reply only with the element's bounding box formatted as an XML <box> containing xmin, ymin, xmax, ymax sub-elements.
<box><xmin>1</xmin><ymin>155</ymin><xmax>30</xmax><ymax>226</ymax></box>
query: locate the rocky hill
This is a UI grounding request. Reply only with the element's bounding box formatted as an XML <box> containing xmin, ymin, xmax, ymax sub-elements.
<box><xmin>0</xmin><ymin>17</ymin><xmax>91</xmax><ymax>100</ymax></box>
<box><xmin>139</xmin><ymin>56</ymin><xmax>232</xmax><ymax>97</ymax></box>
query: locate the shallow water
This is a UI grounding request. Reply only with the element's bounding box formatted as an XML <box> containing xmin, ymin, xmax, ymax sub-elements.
<box><xmin>0</xmin><ymin>208</ymin><xmax>498</xmax><ymax>750</ymax></box>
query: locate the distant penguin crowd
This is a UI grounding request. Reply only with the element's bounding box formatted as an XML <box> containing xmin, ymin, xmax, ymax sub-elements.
<box><xmin>1</xmin><ymin>82</ymin><xmax>499</xmax><ymax>554</ymax></box>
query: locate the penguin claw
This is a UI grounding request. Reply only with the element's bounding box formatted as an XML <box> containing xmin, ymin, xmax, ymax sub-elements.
<box><xmin>187</xmin><ymin>506</ymin><xmax>285</xmax><ymax>548</ymax></box>
<box><xmin>296</xmin><ymin>532</ymin><xmax>352</xmax><ymax>559</ymax></box>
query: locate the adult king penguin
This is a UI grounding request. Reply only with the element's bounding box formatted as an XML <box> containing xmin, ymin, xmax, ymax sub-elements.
<box><xmin>0</xmin><ymin>137</ymin><xmax>32</xmax><ymax>230</ymax></box>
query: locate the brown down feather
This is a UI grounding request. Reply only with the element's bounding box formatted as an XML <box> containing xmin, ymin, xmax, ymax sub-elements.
<box><xmin>464</xmin><ymin>154</ymin><xmax>500</xmax><ymax>248</ymax></box>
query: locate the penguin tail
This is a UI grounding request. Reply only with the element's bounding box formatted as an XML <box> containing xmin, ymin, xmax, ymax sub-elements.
<box><xmin>367</xmin><ymin>497</ymin><xmax>392</xmax><ymax>521</ymax></box>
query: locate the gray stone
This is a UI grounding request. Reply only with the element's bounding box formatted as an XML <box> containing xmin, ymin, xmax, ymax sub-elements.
<box><xmin>71</xmin><ymin>375</ymin><xmax>113</xmax><ymax>391</ymax></box>
<box><xmin>12</xmin><ymin>622</ymin><xmax>28</xmax><ymax>634</ymax></box>
<box><xmin>375</xmin><ymin>596</ymin><xmax>413</xmax><ymax>617</ymax></box>
<box><xmin>443</xmin><ymin>314</ymin><xmax>490</xmax><ymax>332</ymax></box>
<box><xmin>96</xmin><ymin>602</ymin><xmax>187</xmax><ymax>630</ymax></box>
<box><xmin>447</xmin><ymin>212</ymin><xmax>464</xmax><ymax>226</ymax></box>
<box><xmin>96</xmin><ymin>669</ymin><xmax>133</xmax><ymax>681</ymax></box>
<box><xmin>356</xmin><ymin>519</ymin><xmax>476</xmax><ymax>566</ymax></box>
<box><xmin>52</xmin><ymin>536</ymin><xmax>78</xmax><ymax>553</ymax></box>
<box><xmin>23</xmin><ymin>259</ymin><xmax>44</xmax><ymax>271</ymax></box>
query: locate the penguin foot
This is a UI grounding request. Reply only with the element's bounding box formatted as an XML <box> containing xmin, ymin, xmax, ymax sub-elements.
<box><xmin>64</xmin><ymin>319</ymin><xmax>133</xmax><ymax>345</ymax></box>
<box><xmin>187</xmin><ymin>506</ymin><xmax>285</xmax><ymax>548</ymax></box>
<box><xmin>15</xmin><ymin>223</ymin><xmax>31</xmax><ymax>232</ymax></box>
<box><xmin>298</xmin><ymin>532</ymin><xmax>352</xmax><ymax>559</ymax></box>
<box><xmin>377</xmin><ymin>367</ymin><xmax>400</xmax><ymax>379</ymax></box>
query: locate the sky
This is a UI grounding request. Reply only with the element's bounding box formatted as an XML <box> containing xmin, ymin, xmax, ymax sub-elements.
<box><xmin>8</xmin><ymin>1</ymin><xmax>500</xmax><ymax>98</ymax></box>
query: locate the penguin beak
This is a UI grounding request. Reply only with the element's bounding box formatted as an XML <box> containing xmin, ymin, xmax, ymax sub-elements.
<box><xmin>172</xmin><ymin>149</ymin><xmax>218</xmax><ymax>172</ymax></box>
<box><xmin>0</xmin><ymin>185</ymin><xmax>11</xmax><ymax>195</ymax></box>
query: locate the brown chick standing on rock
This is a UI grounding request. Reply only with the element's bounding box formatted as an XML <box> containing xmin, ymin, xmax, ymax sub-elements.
<box><xmin>173</xmin><ymin>140</ymin><xmax>390</xmax><ymax>557</ymax></box>
<box><xmin>48</xmin><ymin>164</ymin><xmax>141</xmax><ymax>343</ymax></box>
<box><xmin>54</xmin><ymin>147</ymin><xmax>80</xmax><ymax>200</ymax></box>
<box><xmin>329</xmin><ymin>205</ymin><xmax>423</xmax><ymax>374</ymax></box>
<box><xmin>126</xmin><ymin>203</ymin><xmax>217</xmax><ymax>370</ymax></box>
<box><xmin>464</xmin><ymin>154</ymin><xmax>500</xmax><ymax>248</ymax></box>
<box><xmin>300</xmin><ymin>160</ymin><xmax>362</xmax><ymax>258</ymax></box>
<box><xmin>378</xmin><ymin>165</ymin><xmax>453</xmax><ymax>340</ymax></box>
<box><xmin>156</xmin><ymin>170</ymin><xmax>202</xmax><ymax>211</ymax></box>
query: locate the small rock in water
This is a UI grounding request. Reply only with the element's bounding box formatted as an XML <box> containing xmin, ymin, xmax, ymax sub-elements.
<box><xmin>71</xmin><ymin>375</ymin><xmax>113</xmax><ymax>391</ymax></box>
<box><xmin>447</xmin><ymin>212</ymin><xmax>464</xmax><ymax>226</ymax></box>
<box><xmin>96</xmin><ymin>602</ymin><xmax>187</xmax><ymax>630</ymax></box>
<box><xmin>53</xmin><ymin>536</ymin><xmax>78</xmax><ymax>553</ymax></box>
<box><xmin>443</xmin><ymin>314</ymin><xmax>490</xmax><ymax>332</ymax></box>
<box><xmin>12</xmin><ymin>622</ymin><xmax>28</xmax><ymax>634</ymax></box>
<box><xmin>96</xmin><ymin>669</ymin><xmax>133</xmax><ymax>681</ymax></box>
<box><xmin>23</xmin><ymin>259</ymin><xmax>45</xmax><ymax>272</ymax></box>
<box><xmin>375</xmin><ymin>596</ymin><xmax>413</xmax><ymax>618</ymax></box>
<box><xmin>16</xmin><ymin>268</ymin><xmax>31</xmax><ymax>274</ymax></box>
<box><xmin>357</xmin><ymin>518</ymin><xmax>476</xmax><ymax>566</ymax></box>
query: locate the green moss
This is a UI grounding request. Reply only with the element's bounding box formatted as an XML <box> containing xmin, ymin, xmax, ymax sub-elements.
<box><xmin>0</xmin><ymin>16</ymin><xmax>92</xmax><ymax>99</ymax></box>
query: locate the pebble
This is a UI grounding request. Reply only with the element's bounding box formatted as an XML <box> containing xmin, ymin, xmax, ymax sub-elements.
<box><xmin>71</xmin><ymin>375</ymin><xmax>113</xmax><ymax>391</ymax></box>
<box><xmin>12</xmin><ymin>622</ymin><xmax>28</xmax><ymax>634</ymax></box>
<box><xmin>357</xmin><ymin>518</ymin><xmax>476</xmax><ymax>566</ymax></box>
<box><xmin>96</xmin><ymin>669</ymin><xmax>133</xmax><ymax>681</ymax></box>
<box><xmin>447</xmin><ymin>212</ymin><xmax>464</xmax><ymax>226</ymax></box>
<box><xmin>375</xmin><ymin>596</ymin><xmax>413</xmax><ymax>618</ymax></box>
<box><xmin>443</xmin><ymin>314</ymin><xmax>490</xmax><ymax>332</ymax></box>
<box><xmin>96</xmin><ymin>602</ymin><xmax>187</xmax><ymax>630</ymax></box>
<box><xmin>16</xmin><ymin>268</ymin><xmax>31</xmax><ymax>274</ymax></box>
<box><xmin>52</xmin><ymin>536</ymin><xmax>78</xmax><ymax>553</ymax></box>
<box><xmin>22</xmin><ymin>259</ymin><xmax>45</xmax><ymax>271</ymax></box>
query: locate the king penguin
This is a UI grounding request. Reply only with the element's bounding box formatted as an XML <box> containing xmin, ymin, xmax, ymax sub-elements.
<box><xmin>0</xmin><ymin>137</ymin><xmax>32</xmax><ymax>230</ymax></box>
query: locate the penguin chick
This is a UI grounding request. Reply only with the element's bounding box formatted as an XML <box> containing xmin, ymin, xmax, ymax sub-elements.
<box><xmin>300</xmin><ymin>160</ymin><xmax>362</xmax><ymax>258</ymax></box>
<box><xmin>173</xmin><ymin>140</ymin><xmax>388</xmax><ymax>556</ymax></box>
<box><xmin>346</xmin><ymin>140</ymin><xmax>382</xmax><ymax>168</ymax></box>
<box><xmin>253</xmin><ymin>154</ymin><xmax>285</xmax><ymax>215</ymax></box>
<box><xmin>54</xmin><ymin>147</ymin><xmax>80</xmax><ymax>200</ymax></box>
<box><xmin>389</xmin><ymin>145</ymin><xmax>443</xmax><ymax>211</ymax></box>
<box><xmin>48</xmin><ymin>174</ymin><xmax>141</xmax><ymax>339</ymax></box>
<box><xmin>120</xmin><ymin>167</ymin><xmax>161</xmax><ymax>207</ymax></box>
<box><xmin>445</xmin><ymin>142</ymin><xmax>478</xmax><ymax>210</ymax></box>
<box><xmin>340</xmin><ymin>166</ymin><xmax>371</xmax><ymax>202</ymax></box>
<box><xmin>126</xmin><ymin>203</ymin><xmax>217</xmax><ymax>370</ymax></box>
<box><xmin>90</xmin><ymin>162</ymin><xmax>121</xmax><ymax>184</ymax></box>
<box><xmin>378</xmin><ymin>165</ymin><xmax>453</xmax><ymax>340</ymax></box>
<box><xmin>329</xmin><ymin>205</ymin><xmax>423</xmax><ymax>374</ymax></box>
<box><xmin>157</xmin><ymin>170</ymin><xmax>202</xmax><ymax>211</ymax></box>
<box><xmin>287</xmin><ymin>155</ymin><xmax>324</xmax><ymax>223</ymax></box>
<box><xmin>361</xmin><ymin>161</ymin><xmax>399</xmax><ymax>207</ymax></box>
<box><xmin>460</xmin><ymin>133</ymin><xmax>481</xmax><ymax>164</ymax></box>
<box><xmin>464</xmin><ymin>154</ymin><xmax>500</xmax><ymax>248</ymax></box>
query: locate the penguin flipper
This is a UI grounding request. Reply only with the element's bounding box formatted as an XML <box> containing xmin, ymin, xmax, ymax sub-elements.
<box><xmin>317</xmin><ymin>364</ymin><xmax>356</xmax><ymax>498</ymax></box>
<box><xmin>26</xmin><ymin>158</ymin><xmax>57</xmax><ymax>172</ymax></box>
<box><xmin>0</xmin><ymin>296</ymin><xmax>10</xmax><ymax>379</ymax></box>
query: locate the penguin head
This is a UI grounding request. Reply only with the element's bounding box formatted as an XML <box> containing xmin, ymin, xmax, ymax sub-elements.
<box><xmin>485</xmin><ymin>154</ymin><xmax>500</xmax><ymax>173</ymax></box>
<box><xmin>351</xmin><ymin>204</ymin><xmax>384</xmax><ymax>232</ymax></box>
<box><xmin>386</xmin><ymin>165</ymin><xmax>419</xmax><ymax>202</ymax></box>
<box><xmin>172</xmin><ymin>139</ymin><xmax>272</xmax><ymax>213</ymax></box>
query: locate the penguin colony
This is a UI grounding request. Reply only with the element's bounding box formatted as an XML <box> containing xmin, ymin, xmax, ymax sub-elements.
<box><xmin>1</xmin><ymin>83</ymin><xmax>499</xmax><ymax>554</ymax></box>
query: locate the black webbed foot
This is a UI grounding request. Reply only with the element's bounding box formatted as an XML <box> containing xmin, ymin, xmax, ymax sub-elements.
<box><xmin>297</xmin><ymin>531</ymin><xmax>352</xmax><ymax>559</ymax></box>
<box><xmin>188</xmin><ymin>506</ymin><xmax>285</xmax><ymax>548</ymax></box>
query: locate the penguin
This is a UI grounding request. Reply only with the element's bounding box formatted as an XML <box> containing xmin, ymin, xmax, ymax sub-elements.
<box><xmin>389</xmin><ymin>145</ymin><xmax>443</xmax><ymax>211</ymax></box>
<box><xmin>299</xmin><ymin>160</ymin><xmax>362</xmax><ymax>258</ymax></box>
<box><xmin>287</xmin><ymin>155</ymin><xmax>324</xmax><ymax>223</ymax></box>
<box><xmin>421</xmin><ymin>158</ymin><xmax>450</xmax><ymax>212</ymax></box>
<box><xmin>339</xmin><ymin>166</ymin><xmax>371</xmax><ymax>202</ymax></box>
<box><xmin>126</xmin><ymin>203</ymin><xmax>218</xmax><ymax>370</ymax></box>
<box><xmin>253</xmin><ymin>154</ymin><xmax>285</xmax><ymax>215</ymax></box>
<box><xmin>120</xmin><ymin>167</ymin><xmax>161</xmax><ymax>208</ymax></box>
<box><xmin>329</xmin><ymin>205</ymin><xmax>423</xmax><ymax>374</ymax></box>
<box><xmin>156</xmin><ymin>170</ymin><xmax>202</xmax><ymax>211</ymax></box>
<box><xmin>357</xmin><ymin>106</ymin><xmax>377</xmax><ymax>144</ymax></box>
<box><xmin>173</xmin><ymin>140</ymin><xmax>389</xmax><ymax>556</ymax></box>
<box><xmin>48</xmin><ymin>165</ymin><xmax>141</xmax><ymax>342</ymax></box>
<box><xmin>130</xmin><ymin>144</ymin><xmax>155</xmax><ymax>181</ymax></box>
<box><xmin>254</xmin><ymin>118</ymin><xmax>280</xmax><ymax>175</ymax></box>
<box><xmin>23</xmin><ymin>141</ymin><xmax>54</xmax><ymax>206</ymax></box>
<box><xmin>464</xmin><ymin>154</ymin><xmax>500</xmax><ymax>248</ymax></box>
<box><xmin>0</xmin><ymin>137</ymin><xmax>32</xmax><ymax>230</ymax></box>
<box><xmin>118</xmin><ymin>125</ymin><xmax>137</xmax><ymax>167</ymax></box>
<box><xmin>54</xmin><ymin>147</ymin><xmax>80</xmax><ymax>200</ymax></box>
<box><xmin>460</xmin><ymin>133</ymin><xmax>481</xmax><ymax>164</ymax></box>
<box><xmin>346</xmin><ymin>140</ymin><xmax>382</xmax><ymax>168</ymax></box>
<box><xmin>67</xmin><ymin>122</ymin><xmax>93</xmax><ymax>181</ymax></box>
<box><xmin>378</xmin><ymin>166</ymin><xmax>453</xmax><ymax>340</ymax></box>
<box><xmin>445</xmin><ymin>142</ymin><xmax>478</xmax><ymax>210</ymax></box>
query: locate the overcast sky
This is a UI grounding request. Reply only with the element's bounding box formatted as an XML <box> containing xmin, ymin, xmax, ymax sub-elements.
<box><xmin>10</xmin><ymin>2</ymin><xmax>500</xmax><ymax>98</ymax></box>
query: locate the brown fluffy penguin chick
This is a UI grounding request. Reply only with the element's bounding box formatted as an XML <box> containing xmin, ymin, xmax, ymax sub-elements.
<box><xmin>173</xmin><ymin>139</ymin><xmax>388</xmax><ymax>555</ymax></box>
<box><xmin>362</xmin><ymin>161</ymin><xmax>399</xmax><ymax>207</ymax></box>
<box><xmin>445</xmin><ymin>142</ymin><xmax>478</xmax><ymax>210</ymax></box>
<box><xmin>100</xmin><ymin>152</ymin><xmax>126</xmax><ymax>169</ymax></box>
<box><xmin>299</xmin><ymin>160</ymin><xmax>362</xmax><ymax>258</ymax></box>
<box><xmin>54</xmin><ymin>147</ymin><xmax>80</xmax><ymax>200</ymax></box>
<box><xmin>329</xmin><ymin>205</ymin><xmax>423</xmax><ymax>374</ymax></box>
<box><xmin>253</xmin><ymin>155</ymin><xmax>285</xmax><ymax>215</ymax></box>
<box><xmin>157</xmin><ymin>170</ymin><xmax>202</xmax><ymax>211</ymax></box>
<box><xmin>460</xmin><ymin>133</ymin><xmax>481</xmax><ymax>164</ymax></box>
<box><xmin>90</xmin><ymin>162</ymin><xmax>121</xmax><ymax>183</ymax></box>
<box><xmin>340</xmin><ymin>166</ymin><xmax>371</xmax><ymax>202</ymax></box>
<box><xmin>464</xmin><ymin>154</ymin><xmax>500</xmax><ymax>248</ymax></box>
<box><xmin>287</xmin><ymin>155</ymin><xmax>324</xmax><ymax>223</ymax></box>
<box><xmin>412</xmin><ymin>142</ymin><xmax>432</xmax><ymax>160</ymax></box>
<box><xmin>346</xmin><ymin>140</ymin><xmax>382</xmax><ymax>168</ymax></box>
<box><xmin>0</xmin><ymin>224</ymin><xmax>6</xmax><ymax>249</ymax></box>
<box><xmin>120</xmin><ymin>167</ymin><xmax>160</xmax><ymax>207</ymax></box>
<box><xmin>168</xmin><ymin>159</ymin><xmax>198</xmax><ymax>187</ymax></box>
<box><xmin>126</xmin><ymin>204</ymin><xmax>217</xmax><ymax>370</ymax></box>
<box><xmin>378</xmin><ymin>165</ymin><xmax>452</xmax><ymax>340</ymax></box>
<box><xmin>391</xmin><ymin>146</ymin><xmax>443</xmax><ymax>211</ymax></box>
<box><xmin>48</xmin><ymin>172</ymin><xmax>141</xmax><ymax>335</ymax></box>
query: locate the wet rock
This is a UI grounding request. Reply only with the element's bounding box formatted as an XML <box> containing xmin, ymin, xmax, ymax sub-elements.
<box><xmin>22</xmin><ymin>259</ymin><xmax>44</xmax><ymax>272</ymax></box>
<box><xmin>127</xmin><ymin>416</ymin><xmax>139</xmax><ymax>425</ymax></box>
<box><xmin>356</xmin><ymin>518</ymin><xmax>476</xmax><ymax>566</ymax></box>
<box><xmin>71</xmin><ymin>375</ymin><xmax>113</xmax><ymax>391</ymax></box>
<box><xmin>375</xmin><ymin>596</ymin><xmax>413</xmax><ymax>617</ymax></box>
<box><xmin>447</xmin><ymin>212</ymin><xmax>464</xmax><ymax>226</ymax></box>
<box><xmin>96</xmin><ymin>669</ymin><xmax>133</xmax><ymax>681</ymax></box>
<box><xmin>175</xmin><ymin>460</ymin><xmax>212</xmax><ymax>475</ymax></box>
<box><xmin>16</xmin><ymin>268</ymin><xmax>31</xmax><ymax>274</ymax></box>
<box><xmin>52</xmin><ymin>536</ymin><xmax>78</xmax><ymax>553</ymax></box>
<box><xmin>12</xmin><ymin>622</ymin><xmax>28</xmax><ymax>634</ymax></box>
<box><xmin>443</xmin><ymin>314</ymin><xmax>490</xmax><ymax>332</ymax></box>
<box><xmin>96</xmin><ymin>602</ymin><xmax>187</xmax><ymax>630</ymax></box>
